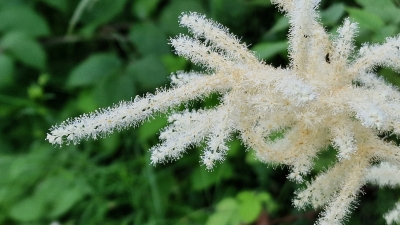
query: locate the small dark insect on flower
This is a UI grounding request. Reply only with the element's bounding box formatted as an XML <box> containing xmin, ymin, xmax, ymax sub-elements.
<box><xmin>325</xmin><ymin>53</ymin><xmax>330</xmax><ymax>64</ymax></box>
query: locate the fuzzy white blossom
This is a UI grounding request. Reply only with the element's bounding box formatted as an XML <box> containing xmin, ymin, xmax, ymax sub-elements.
<box><xmin>47</xmin><ymin>1</ymin><xmax>400</xmax><ymax>224</ymax></box>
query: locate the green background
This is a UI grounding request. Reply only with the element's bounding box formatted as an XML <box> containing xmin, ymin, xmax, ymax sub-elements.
<box><xmin>0</xmin><ymin>0</ymin><xmax>399</xmax><ymax>224</ymax></box>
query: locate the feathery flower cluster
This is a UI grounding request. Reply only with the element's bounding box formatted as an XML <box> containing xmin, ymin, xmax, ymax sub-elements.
<box><xmin>46</xmin><ymin>0</ymin><xmax>400</xmax><ymax>224</ymax></box>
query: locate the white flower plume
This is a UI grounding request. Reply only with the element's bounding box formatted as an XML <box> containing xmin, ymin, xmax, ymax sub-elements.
<box><xmin>46</xmin><ymin>0</ymin><xmax>400</xmax><ymax>224</ymax></box>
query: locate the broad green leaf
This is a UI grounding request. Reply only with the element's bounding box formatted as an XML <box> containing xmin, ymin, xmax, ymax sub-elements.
<box><xmin>267</xmin><ymin>17</ymin><xmax>289</xmax><ymax>34</ymax></box>
<box><xmin>9</xmin><ymin>197</ymin><xmax>45</xmax><ymax>222</ymax></box>
<box><xmin>67</xmin><ymin>53</ymin><xmax>122</xmax><ymax>88</ymax></box>
<box><xmin>0</xmin><ymin>32</ymin><xmax>46</xmax><ymax>70</ymax></box>
<box><xmin>258</xmin><ymin>192</ymin><xmax>278</xmax><ymax>213</ymax></box>
<box><xmin>206</xmin><ymin>198</ymin><xmax>240</xmax><ymax>225</ymax></box>
<box><xmin>9</xmin><ymin>156</ymin><xmax>42</xmax><ymax>181</ymax></box>
<box><xmin>216</xmin><ymin>198</ymin><xmax>238</xmax><ymax>211</ymax></box>
<box><xmin>126</xmin><ymin>56</ymin><xmax>168</xmax><ymax>90</ymax></box>
<box><xmin>77</xmin><ymin>90</ymin><xmax>98</xmax><ymax>112</ymax></box>
<box><xmin>48</xmin><ymin>186</ymin><xmax>87</xmax><ymax>218</ymax></box>
<box><xmin>132</xmin><ymin>0</ymin><xmax>160</xmax><ymax>19</ymax></box>
<box><xmin>138</xmin><ymin>116</ymin><xmax>168</xmax><ymax>143</ymax></box>
<box><xmin>161</xmin><ymin>55</ymin><xmax>187</xmax><ymax>74</ymax></box>
<box><xmin>159</xmin><ymin>0</ymin><xmax>206</xmax><ymax>35</ymax></box>
<box><xmin>0</xmin><ymin>54</ymin><xmax>14</xmax><ymax>89</ymax></box>
<box><xmin>191</xmin><ymin>163</ymin><xmax>233</xmax><ymax>191</ymax></box>
<box><xmin>0</xmin><ymin>6</ymin><xmax>50</xmax><ymax>37</ymax></box>
<box><xmin>94</xmin><ymin>74</ymin><xmax>136</xmax><ymax>107</ymax></box>
<box><xmin>245</xmin><ymin>151</ymin><xmax>261</xmax><ymax>165</ymax></box>
<box><xmin>80</xmin><ymin>0</ymin><xmax>127</xmax><ymax>27</ymax></box>
<box><xmin>321</xmin><ymin>3</ymin><xmax>345</xmax><ymax>26</ymax></box>
<box><xmin>355</xmin><ymin>0</ymin><xmax>400</xmax><ymax>23</ymax></box>
<box><xmin>206</xmin><ymin>213</ymin><xmax>233</xmax><ymax>225</ymax></box>
<box><xmin>210</xmin><ymin>0</ymin><xmax>255</xmax><ymax>36</ymax></box>
<box><xmin>237</xmin><ymin>192</ymin><xmax>261</xmax><ymax>223</ymax></box>
<box><xmin>372</xmin><ymin>25</ymin><xmax>398</xmax><ymax>43</ymax></box>
<box><xmin>251</xmin><ymin>41</ymin><xmax>288</xmax><ymax>60</ymax></box>
<box><xmin>129</xmin><ymin>22</ymin><xmax>170</xmax><ymax>56</ymax></box>
<box><xmin>346</xmin><ymin>7</ymin><xmax>385</xmax><ymax>31</ymax></box>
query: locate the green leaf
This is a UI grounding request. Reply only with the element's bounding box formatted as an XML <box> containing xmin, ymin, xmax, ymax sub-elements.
<box><xmin>138</xmin><ymin>116</ymin><xmax>168</xmax><ymax>143</ymax></box>
<box><xmin>267</xmin><ymin>17</ymin><xmax>289</xmax><ymax>34</ymax></box>
<box><xmin>216</xmin><ymin>198</ymin><xmax>238</xmax><ymax>211</ymax></box>
<box><xmin>237</xmin><ymin>192</ymin><xmax>261</xmax><ymax>223</ymax></box>
<box><xmin>251</xmin><ymin>41</ymin><xmax>288</xmax><ymax>60</ymax></box>
<box><xmin>206</xmin><ymin>198</ymin><xmax>240</xmax><ymax>225</ymax></box>
<box><xmin>77</xmin><ymin>90</ymin><xmax>98</xmax><ymax>112</ymax></box>
<box><xmin>355</xmin><ymin>0</ymin><xmax>400</xmax><ymax>23</ymax></box>
<box><xmin>0</xmin><ymin>54</ymin><xmax>14</xmax><ymax>89</ymax></box>
<box><xmin>258</xmin><ymin>192</ymin><xmax>278</xmax><ymax>213</ymax></box>
<box><xmin>161</xmin><ymin>55</ymin><xmax>188</xmax><ymax>74</ymax></box>
<box><xmin>48</xmin><ymin>186</ymin><xmax>86</xmax><ymax>218</ymax></box>
<box><xmin>346</xmin><ymin>7</ymin><xmax>385</xmax><ymax>31</ymax></box>
<box><xmin>191</xmin><ymin>163</ymin><xmax>233</xmax><ymax>191</ymax></box>
<box><xmin>80</xmin><ymin>0</ymin><xmax>127</xmax><ymax>27</ymax></box>
<box><xmin>126</xmin><ymin>55</ymin><xmax>168</xmax><ymax>90</ymax></box>
<box><xmin>132</xmin><ymin>0</ymin><xmax>160</xmax><ymax>19</ymax></box>
<box><xmin>159</xmin><ymin>0</ymin><xmax>206</xmax><ymax>35</ymax></box>
<box><xmin>94</xmin><ymin>74</ymin><xmax>136</xmax><ymax>107</ymax></box>
<box><xmin>40</xmin><ymin>0</ymin><xmax>68</xmax><ymax>13</ymax></box>
<box><xmin>0</xmin><ymin>6</ymin><xmax>50</xmax><ymax>37</ymax></box>
<box><xmin>129</xmin><ymin>22</ymin><xmax>170</xmax><ymax>56</ymax></box>
<box><xmin>321</xmin><ymin>3</ymin><xmax>345</xmax><ymax>26</ymax></box>
<box><xmin>0</xmin><ymin>32</ymin><xmax>46</xmax><ymax>70</ymax></box>
<box><xmin>372</xmin><ymin>25</ymin><xmax>398</xmax><ymax>43</ymax></box>
<box><xmin>9</xmin><ymin>196</ymin><xmax>45</xmax><ymax>222</ymax></box>
<box><xmin>67</xmin><ymin>53</ymin><xmax>122</xmax><ymax>88</ymax></box>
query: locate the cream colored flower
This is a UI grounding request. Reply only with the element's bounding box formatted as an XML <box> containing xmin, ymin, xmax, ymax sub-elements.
<box><xmin>47</xmin><ymin>0</ymin><xmax>400</xmax><ymax>224</ymax></box>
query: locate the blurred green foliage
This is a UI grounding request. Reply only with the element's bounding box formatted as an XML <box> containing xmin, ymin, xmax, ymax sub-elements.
<box><xmin>0</xmin><ymin>0</ymin><xmax>399</xmax><ymax>224</ymax></box>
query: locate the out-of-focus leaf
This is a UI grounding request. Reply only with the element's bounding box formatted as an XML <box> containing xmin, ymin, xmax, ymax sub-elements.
<box><xmin>237</xmin><ymin>191</ymin><xmax>261</xmax><ymax>223</ymax></box>
<box><xmin>94</xmin><ymin>74</ymin><xmax>136</xmax><ymax>107</ymax></box>
<box><xmin>48</xmin><ymin>185</ymin><xmax>87</xmax><ymax>218</ymax></box>
<box><xmin>9</xmin><ymin>157</ymin><xmax>42</xmax><ymax>181</ymax></box>
<box><xmin>210</xmin><ymin>0</ymin><xmax>255</xmax><ymax>36</ymax></box>
<box><xmin>40</xmin><ymin>0</ymin><xmax>68</xmax><ymax>13</ymax></box>
<box><xmin>132</xmin><ymin>0</ymin><xmax>160</xmax><ymax>19</ymax></box>
<box><xmin>355</xmin><ymin>0</ymin><xmax>400</xmax><ymax>23</ymax></box>
<box><xmin>80</xmin><ymin>0</ymin><xmax>127</xmax><ymax>27</ymax></box>
<box><xmin>0</xmin><ymin>6</ymin><xmax>50</xmax><ymax>37</ymax></box>
<box><xmin>346</xmin><ymin>7</ymin><xmax>385</xmax><ymax>31</ymax></box>
<box><xmin>126</xmin><ymin>55</ymin><xmax>168</xmax><ymax>90</ymax></box>
<box><xmin>138</xmin><ymin>116</ymin><xmax>168</xmax><ymax>143</ymax></box>
<box><xmin>67</xmin><ymin>53</ymin><xmax>122</xmax><ymax>88</ymax></box>
<box><xmin>0</xmin><ymin>32</ymin><xmax>46</xmax><ymax>70</ymax></box>
<box><xmin>0</xmin><ymin>54</ymin><xmax>14</xmax><ymax>89</ymax></box>
<box><xmin>321</xmin><ymin>3</ymin><xmax>345</xmax><ymax>26</ymax></box>
<box><xmin>129</xmin><ymin>22</ymin><xmax>170</xmax><ymax>56</ymax></box>
<box><xmin>191</xmin><ymin>163</ymin><xmax>233</xmax><ymax>191</ymax></box>
<box><xmin>31</xmin><ymin>176</ymin><xmax>88</xmax><ymax>219</ymax></box>
<box><xmin>251</xmin><ymin>41</ymin><xmax>288</xmax><ymax>60</ymax></box>
<box><xmin>206</xmin><ymin>198</ymin><xmax>240</xmax><ymax>225</ymax></box>
<box><xmin>159</xmin><ymin>0</ymin><xmax>206</xmax><ymax>35</ymax></box>
<box><xmin>258</xmin><ymin>192</ymin><xmax>278</xmax><ymax>213</ymax></box>
<box><xmin>247</xmin><ymin>0</ymin><xmax>271</xmax><ymax>6</ymax></box>
<box><xmin>161</xmin><ymin>55</ymin><xmax>187</xmax><ymax>74</ymax></box>
<box><xmin>267</xmin><ymin>16</ymin><xmax>289</xmax><ymax>34</ymax></box>
<box><xmin>9</xmin><ymin>196</ymin><xmax>45</xmax><ymax>222</ymax></box>
<box><xmin>372</xmin><ymin>25</ymin><xmax>398</xmax><ymax>43</ymax></box>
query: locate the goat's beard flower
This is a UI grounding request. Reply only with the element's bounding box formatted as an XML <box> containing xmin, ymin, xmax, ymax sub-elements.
<box><xmin>46</xmin><ymin>0</ymin><xmax>400</xmax><ymax>224</ymax></box>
